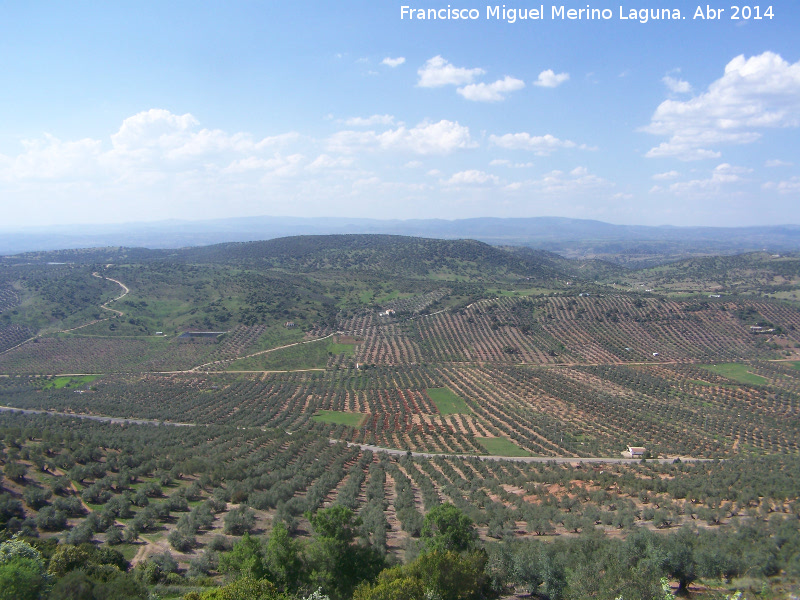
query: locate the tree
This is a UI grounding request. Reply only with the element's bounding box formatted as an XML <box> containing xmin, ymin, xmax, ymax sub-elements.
<box><xmin>265</xmin><ymin>521</ymin><xmax>305</xmax><ymax>593</ymax></box>
<box><xmin>662</xmin><ymin>526</ymin><xmax>699</xmax><ymax>594</ymax></box>
<box><xmin>219</xmin><ymin>533</ymin><xmax>268</xmax><ymax>580</ymax></box>
<box><xmin>188</xmin><ymin>577</ymin><xmax>284</xmax><ymax>600</ymax></box>
<box><xmin>23</xmin><ymin>487</ymin><xmax>51</xmax><ymax>511</ymax></box>
<box><xmin>0</xmin><ymin>537</ymin><xmax>51</xmax><ymax>600</ymax></box>
<box><xmin>34</xmin><ymin>506</ymin><xmax>68</xmax><ymax>532</ymax></box>
<box><xmin>307</xmin><ymin>506</ymin><xmax>386</xmax><ymax>600</ymax></box>
<box><xmin>48</xmin><ymin>570</ymin><xmax>147</xmax><ymax>600</ymax></box>
<box><xmin>354</xmin><ymin>550</ymin><xmax>490</xmax><ymax>600</ymax></box>
<box><xmin>3</xmin><ymin>461</ymin><xmax>27</xmax><ymax>483</ymax></box>
<box><xmin>420</xmin><ymin>503</ymin><xmax>477</xmax><ymax>554</ymax></box>
<box><xmin>224</xmin><ymin>506</ymin><xmax>256</xmax><ymax>536</ymax></box>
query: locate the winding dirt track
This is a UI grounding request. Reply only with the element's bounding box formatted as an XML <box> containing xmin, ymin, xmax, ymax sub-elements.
<box><xmin>0</xmin><ymin>271</ymin><xmax>130</xmax><ymax>355</ymax></box>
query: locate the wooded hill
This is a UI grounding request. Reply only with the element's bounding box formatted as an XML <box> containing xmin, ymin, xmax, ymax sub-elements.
<box><xmin>3</xmin><ymin>235</ymin><xmax>610</xmax><ymax>281</ymax></box>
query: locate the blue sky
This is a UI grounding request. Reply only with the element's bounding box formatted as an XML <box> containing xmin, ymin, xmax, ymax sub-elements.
<box><xmin>0</xmin><ymin>1</ymin><xmax>798</xmax><ymax>228</ymax></box>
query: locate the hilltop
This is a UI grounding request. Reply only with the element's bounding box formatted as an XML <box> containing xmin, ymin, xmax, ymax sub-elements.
<box><xmin>4</xmin><ymin>216</ymin><xmax>800</xmax><ymax>264</ymax></box>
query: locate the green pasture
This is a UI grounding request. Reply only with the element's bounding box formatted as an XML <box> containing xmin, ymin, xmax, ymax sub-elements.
<box><xmin>312</xmin><ymin>410</ymin><xmax>367</xmax><ymax>427</ymax></box>
<box><xmin>426</xmin><ymin>387</ymin><xmax>472</xmax><ymax>415</ymax></box>
<box><xmin>701</xmin><ymin>363</ymin><xmax>767</xmax><ymax>386</ymax></box>
<box><xmin>227</xmin><ymin>339</ymin><xmax>329</xmax><ymax>371</ymax></box>
<box><xmin>252</xmin><ymin>325</ymin><xmax>306</xmax><ymax>351</ymax></box>
<box><xmin>227</xmin><ymin>337</ymin><xmax>354</xmax><ymax>371</ymax></box>
<box><xmin>43</xmin><ymin>375</ymin><xmax>100</xmax><ymax>390</ymax></box>
<box><xmin>476</xmin><ymin>436</ymin><xmax>531</xmax><ymax>457</ymax></box>
<box><xmin>327</xmin><ymin>343</ymin><xmax>356</xmax><ymax>357</ymax></box>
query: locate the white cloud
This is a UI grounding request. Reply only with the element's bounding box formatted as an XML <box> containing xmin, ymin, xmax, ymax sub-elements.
<box><xmin>662</xmin><ymin>75</ymin><xmax>692</xmax><ymax>94</ymax></box>
<box><xmin>110</xmin><ymin>109</ymin><xmax>199</xmax><ymax>151</ymax></box>
<box><xmin>533</xmin><ymin>69</ymin><xmax>570</xmax><ymax>88</ymax></box>
<box><xmin>668</xmin><ymin>163</ymin><xmax>752</xmax><ymax>196</ymax></box>
<box><xmin>328</xmin><ymin>120</ymin><xmax>476</xmax><ymax>155</ymax></box>
<box><xmin>417</xmin><ymin>55</ymin><xmax>485</xmax><ymax>87</ymax></box>
<box><xmin>763</xmin><ymin>176</ymin><xmax>800</xmax><ymax>193</ymax></box>
<box><xmin>3</xmin><ymin>134</ymin><xmax>103</xmax><ymax>180</ymax></box>
<box><xmin>444</xmin><ymin>170</ymin><xmax>499</xmax><ymax>186</ymax></box>
<box><xmin>382</xmin><ymin>56</ymin><xmax>406</xmax><ymax>68</ymax></box>
<box><xmin>652</xmin><ymin>170</ymin><xmax>680</xmax><ymax>180</ymax></box>
<box><xmin>506</xmin><ymin>167</ymin><xmax>612</xmax><ymax>195</ymax></box>
<box><xmin>342</xmin><ymin>115</ymin><xmax>396</xmax><ymax>127</ymax></box>
<box><xmin>644</xmin><ymin>52</ymin><xmax>800</xmax><ymax>160</ymax></box>
<box><xmin>222</xmin><ymin>154</ymin><xmax>305</xmax><ymax>177</ymax></box>
<box><xmin>490</xmin><ymin>159</ymin><xmax>534</xmax><ymax>168</ymax></box>
<box><xmin>405</xmin><ymin>160</ymin><xmax>423</xmax><ymax>168</ymax></box>
<box><xmin>0</xmin><ymin>108</ymin><xmax>310</xmax><ymax>189</ymax></box>
<box><xmin>765</xmin><ymin>159</ymin><xmax>793</xmax><ymax>167</ymax></box>
<box><xmin>489</xmin><ymin>132</ymin><xmax>580</xmax><ymax>155</ymax></box>
<box><xmin>306</xmin><ymin>154</ymin><xmax>354</xmax><ymax>170</ymax></box>
<box><xmin>457</xmin><ymin>76</ymin><xmax>525</xmax><ymax>102</ymax></box>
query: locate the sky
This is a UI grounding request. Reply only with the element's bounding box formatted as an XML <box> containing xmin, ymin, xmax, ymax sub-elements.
<box><xmin>0</xmin><ymin>1</ymin><xmax>799</xmax><ymax>229</ymax></box>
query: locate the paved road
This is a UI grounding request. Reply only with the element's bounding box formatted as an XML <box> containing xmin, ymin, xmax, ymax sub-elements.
<box><xmin>0</xmin><ymin>405</ymin><xmax>194</xmax><ymax>427</ymax></box>
<box><xmin>337</xmin><ymin>440</ymin><xmax>713</xmax><ymax>464</ymax></box>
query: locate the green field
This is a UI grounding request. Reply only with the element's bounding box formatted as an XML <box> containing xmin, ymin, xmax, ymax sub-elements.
<box><xmin>227</xmin><ymin>339</ymin><xmax>329</xmax><ymax>371</ymax></box>
<box><xmin>43</xmin><ymin>375</ymin><xmax>100</xmax><ymax>389</ymax></box>
<box><xmin>426</xmin><ymin>387</ymin><xmax>472</xmax><ymax>415</ymax></box>
<box><xmin>312</xmin><ymin>410</ymin><xmax>367</xmax><ymax>427</ymax></box>
<box><xmin>226</xmin><ymin>337</ymin><xmax>358</xmax><ymax>371</ymax></box>
<box><xmin>326</xmin><ymin>342</ymin><xmax>356</xmax><ymax>357</ymax></box>
<box><xmin>476</xmin><ymin>436</ymin><xmax>531</xmax><ymax>457</ymax></box>
<box><xmin>701</xmin><ymin>363</ymin><xmax>768</xmax><ymax>386</ymax></box>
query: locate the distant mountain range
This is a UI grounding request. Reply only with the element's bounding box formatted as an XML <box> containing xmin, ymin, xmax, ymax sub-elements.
<box><xmin>3</xmin><ymin>216</ymin><xmax>800</xmax><ymax>265</ymax></box>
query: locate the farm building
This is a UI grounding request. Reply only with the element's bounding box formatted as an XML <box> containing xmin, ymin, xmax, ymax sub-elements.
<box><xmin>628</xmin><ymin>446</ymin><xmax>647</xmax><ymax>458</ymax></box>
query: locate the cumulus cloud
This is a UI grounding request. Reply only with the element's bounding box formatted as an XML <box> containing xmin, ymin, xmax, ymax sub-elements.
<box><xmin>0</xmin><ymin>108</ymin><xmax>311</xmax><ymax>188</ymax></box>
<box><xmin>457</xmin><ymin>76</ymin><xmax>525</xmax><ymax>102</ymax></box>
<box><xmin>417</xmin><ymin>55</ymin><xmax>485</xmax><ymax>87</ymax></box>
<box><xmin>765</xmin><ymin>159</ymin><xmax>793</xmax><ymax>167</ymax></box>
<box><xmin>533</xmin><ymin>69</ymin><xmax>570</xmax><ymax>88</ymax></box>
<box><xmin>306</xmin><ymin>154</ymin><xmax>354</xmax><ymax>170</ymax></box>
<box><xmin>490</xmin><ymin>159</ymin><xmax>535</xmax><ymax>168</ymax></box>
<box><xmin>328</xmin><ymin>120</ymin><xmax>476</xmax><ymax>155</ymax></box>
<box><xmin>662</xmin><ymin>75</ymin><xmax>692</xmax><ymax>94</ymax></box>
<box><xmin>444</xmin><ymin>170</ymin><xmax>500</xmax><ymax>186</ymax></box>
<box><xmin>3</xmin><ymin>135</ymin><xmax>103</xmax><ymax>180</ymax></box>
<box><xmin>382</xmin><ymin>56</ymin><xmax>406</xmax><ymax>67</ymax></box>
<box><xmin>668</xmin><ymin>163</ymin><xmax>752</xmax><ymax>196</ymax></box>
<box><xmin>223</xmin><ymin>154</ymin><xmax>305</xmax><ymax>177</ymax></box>
<box><xmin>505</xmin><ymin>167</ymin><xmax>612</xmax><ymax>195</ymax></box>
<box><xmin>489</xmin><ymin>132</ymin><xmax>584</xmax><ymax>155</ymax></box>
<box><xmin>763</xmin><ymin>176</ymin><xmax>800</xmax><ymax>193</ymax></box>
<box><xmin>652</xmin><ymin>170</ymin><xmax>680</xmax><ymax>180</ymax></box>
<box><xmin>110</xmin><ymin>109</ymin><xmax>199</xmax><ymax>151</ymax></box>
<box><xmin>644</xmin><ymin>52</ymin><xmax>800</xmax><ymax>160</ymax></box>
